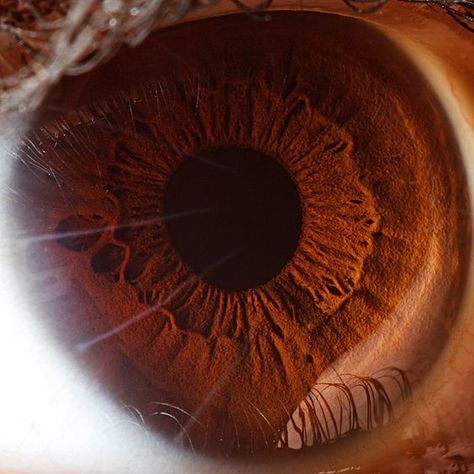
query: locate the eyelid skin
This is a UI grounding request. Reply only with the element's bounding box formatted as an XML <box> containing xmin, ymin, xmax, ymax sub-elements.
<box><xmin>0</xmin><ymin>2</ymin><xmax>473</xmax><ymax>474</ymax></box>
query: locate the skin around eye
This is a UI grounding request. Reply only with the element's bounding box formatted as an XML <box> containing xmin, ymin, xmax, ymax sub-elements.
<box><xmin>4</xmin><ymin>7</ymin><xmax>472</xmax><ymax>470</ymax></box>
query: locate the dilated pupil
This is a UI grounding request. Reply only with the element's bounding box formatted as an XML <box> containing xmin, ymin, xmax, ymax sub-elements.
<box><xmin>164</xmin><ymin>147</ymin><xmax>302</xmax><ymax>291</ymax></box>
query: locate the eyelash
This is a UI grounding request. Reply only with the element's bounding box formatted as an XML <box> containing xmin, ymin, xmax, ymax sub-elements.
<box><xmin>341</xmin><ymin>0</ymin><xmax>474</xmax><ymax>32</ymax></box>
<box><xmin>278</xmin><ymin>367</ymin><xmax>413</xmax><ymax>450</ymax></box>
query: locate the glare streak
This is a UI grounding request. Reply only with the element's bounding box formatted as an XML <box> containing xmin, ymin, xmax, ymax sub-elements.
<box><xmin>75</xmin><ymin>248</ymin><xmax>241</xmax><ymax>353</ymax></box>
<box><xmin>20</xmin><ymin>208</ymin><xmax>226</xmax><ymax>245</ymax></box>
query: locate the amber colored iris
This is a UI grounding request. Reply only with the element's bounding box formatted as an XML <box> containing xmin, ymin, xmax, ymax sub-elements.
<box><xmin>13</xmin><ymin>12</ymin><xmax>470</xmax><ymax>457</ymax></box>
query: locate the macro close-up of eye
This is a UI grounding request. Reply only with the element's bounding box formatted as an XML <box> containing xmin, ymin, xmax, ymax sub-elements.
<box><xmin>0</xmin><ymin>1</ymin><xmax>474</xmax><ymax>474</ymax></box>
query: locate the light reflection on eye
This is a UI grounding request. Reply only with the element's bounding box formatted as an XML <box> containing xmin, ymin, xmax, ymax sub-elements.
<box><xmin>0</xmin><ymin>2</ymin><xmax>473</xmax><ymax>474</ymax></box>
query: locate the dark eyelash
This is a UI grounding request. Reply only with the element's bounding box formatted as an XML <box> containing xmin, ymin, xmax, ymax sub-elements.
<box><xmin>138</xmin><ymin>366</ymin><xmax>413</xmax><ymax>453</ymax></box>
<box><xmin>1</xmin><ymin>0</ymin><xmax>473</xmax><ymax>33</ymax></box>
<box><xmin>232</xmin><ymin>0</ymin><xmax>474</xmax><ymax>31</ymax></box>
<box><xmin>277</xmin><ymin>366</ymin><xmax>413</xmax><ymax>450</ymax></box>
<box><xmin>392</xmin><ymin>1</ymin><xmax>474</xmax><ymax>33</ymax></box>
<box><xmin>136</xmin><ymin>366</ymin><xmax>413</xmax><ymax>453</ymax></box>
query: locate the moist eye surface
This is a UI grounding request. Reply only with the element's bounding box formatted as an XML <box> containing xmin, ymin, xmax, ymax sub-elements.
<box><xmin>12</xmin><ymin>11</ymin><xmax>471</xmax><ymax>459</ymax></box>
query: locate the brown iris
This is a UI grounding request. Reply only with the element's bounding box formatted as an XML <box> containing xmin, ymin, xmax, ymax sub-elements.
<box><xmin>12</xmin><ymin>12</ymin><xmax>470</xmax><ymax>458</ymax></box>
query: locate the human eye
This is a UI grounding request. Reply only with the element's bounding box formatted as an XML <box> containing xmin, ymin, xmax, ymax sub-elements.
<box><xmin>0</xmin><ymin>1</ymin><xmax>473</xmax><ymax>473</ymax></box>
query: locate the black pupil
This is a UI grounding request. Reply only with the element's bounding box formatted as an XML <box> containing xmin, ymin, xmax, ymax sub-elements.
<box><xmin>163</xmin><ymin>147</ymin><xmax>302</xmax><ymax>291</ymax></box>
